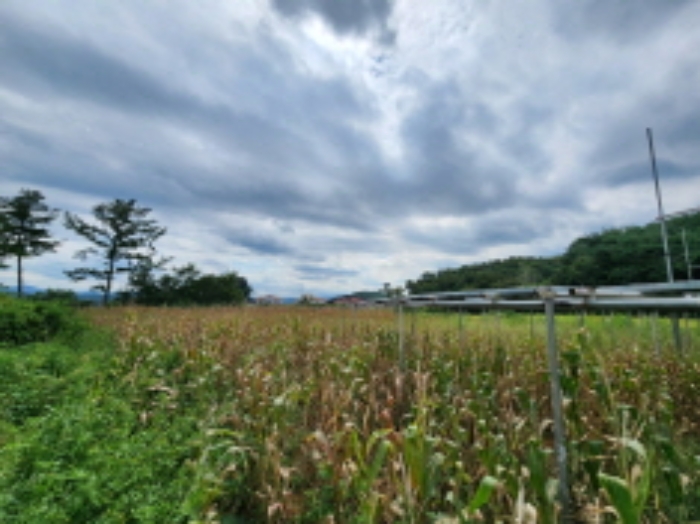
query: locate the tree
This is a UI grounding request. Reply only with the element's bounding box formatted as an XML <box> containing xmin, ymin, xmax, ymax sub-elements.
<box><xmin>30</xmin><ymin>288</ymin><xmax>80</xmax><ymax>306</ymax></box>
<box><xmin>0</xmin><ymin>213</ymin><xmax>9</xmax><ymax>271</ymax></box>
<box><xmin>117</xmin><ymin>253</ymin><xmax>171</xmax><ymax>304</ymax></box>
<box><xmin>126</xmin><ymin>263</ymin><xmax>252</xmax><ymax>306</ymax></box>
<box><xmin>64</xmin><ymin>199</ymin><xmax>166</xmax><ymax>305</ymax></box>
<box><xmin>0</xmin><ymin>189</ymin><xmax>59</xmax><ymax>296</ymax></box>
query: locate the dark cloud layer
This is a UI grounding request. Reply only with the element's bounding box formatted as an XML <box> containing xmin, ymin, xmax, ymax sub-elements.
<box><xmin>271</xmin><ymin>0</ymin><xmax>395</xmax><ymax>43</ymax></box>
<box><xmin>397</xmin><ymin>81</ymin><xmax>518</xmax><ymax>214</ymax></box>
<box><xmin>403</xmin><ymin>212</ymin><xmax>557</xmax><ymax>255</ymax></box>
<box><xmin>0</xmin><ymin>6</ymin><xmax>384</xmax><ymax>230</ymax></box>
<box><xmin>582</xmin><ymin>93</ymin><xmax>700</xmax><ymax>193</ymax></box>
<box><xmin>2</xmin><ymin>6</ymin><xmax>532</xmax><ymax>235</ymax></box>
<box><xmin>295</xmin><ymin>264</ymin><xmax>359</xmax><ymax>281</ymax></box>
<box><xmin>603</xmin><ymin>160</ymin><xmax>699</xmax><ymax>189</ymax></box>
<box><xmin>0</xmin><ymin>14</ymin><xmax>187</xmax><ymax>116</ymax></box>
<box><xmin>222</xmin><ymin>227</ymin><xmax>295</xmax><ymax>256</ymax></box>
<box><xmin>550</xmin><ymin>0</ymin><xmax>695</xmax><ymax>43</ymax></box>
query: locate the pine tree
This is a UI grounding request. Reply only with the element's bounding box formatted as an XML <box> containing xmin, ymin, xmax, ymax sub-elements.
<box><xmin>64</xmin><ymin>199</ymin><xmax>166</xmax><ymax>304</ymax></box>
<box><xmin>0</xmin><ymin>189</ymin><xmax>59</xmax><ymax>296</ymax></box>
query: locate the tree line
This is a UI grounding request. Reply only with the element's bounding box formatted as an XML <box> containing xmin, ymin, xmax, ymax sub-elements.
<box><xmin>406</xmin><ymin>212</ymin><xmax>700</xmax><ymax>294</ymax></box>
<box><xmin>0</xmin><ymin>189</ymin><xmax>251</xmax><ymax>305</ymax></box>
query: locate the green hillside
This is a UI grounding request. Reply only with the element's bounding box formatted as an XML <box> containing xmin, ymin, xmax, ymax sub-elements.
<box><xmin>406</xmin><ymin>211</ymin><xmax>700</xmax><ymax>293</ymax></box>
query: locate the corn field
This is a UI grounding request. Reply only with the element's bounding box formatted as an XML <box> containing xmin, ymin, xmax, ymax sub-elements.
<box><xmin>89</xmin><ymin>306</ymin><xmax>700</xmax><ymax>523</ymax></box>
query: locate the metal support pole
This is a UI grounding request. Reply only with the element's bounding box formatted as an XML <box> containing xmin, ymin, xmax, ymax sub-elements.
<box><xmin>544</xmin><ymin>295</ymin><xmax>571</xmax><ymax>519</ymax></box>
<box><xmin>647</xmin><ymin>127</ymin><xmax>683</xmax><ymax>354</ymax></box>
<box><xmin>647</xmin><ymin>128</ymin><xmax>674</xmax><ymax>281</ymax></box>
<box><xmin>682</xmin><ymin>228</ymin><xmax>692</xmax><ymax>281</ymax></box>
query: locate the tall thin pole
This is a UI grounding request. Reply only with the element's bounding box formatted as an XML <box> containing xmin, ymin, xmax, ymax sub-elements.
<box><xmin>682</xmin><ymin>228</ymin><xmax>692</xmax><ymax>280</ymax></box>
<box><xmin>544</xmin><ymin>294</ymin><xmax>571</xmax><ymax>518</ymax></box>
<box><xmin>647</xmin><ymin>127</ymin><xmax>683</xmax><ymax>353</ymax></box>
<box><xmin>647</xmin><ymin>128</ymin><xmax>674</xmax><ymax>282</ymax></box>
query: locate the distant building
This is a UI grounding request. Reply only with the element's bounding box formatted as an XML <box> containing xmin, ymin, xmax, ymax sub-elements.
<box><xmin>328</xmin><ymin>295</ymin><xmax>371</xmax><ymax>308</ymax></box>
<box><xmin>255</xmin><ymin>294</ymin><xmax>282</xmax><ymax>305</ymax></box>
<box><xmin>298</xmin><ymin>294</ymin><xmax>326</xmax><ymax>306</ymax></box>
<box><xmin>326</xmin><ymin>290</ymin><xmax>385</xmax><ymax>307</ymax></box>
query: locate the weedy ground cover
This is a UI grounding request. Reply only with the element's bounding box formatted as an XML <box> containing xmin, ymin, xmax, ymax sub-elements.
<box><xmin>0</xmin><ymin>305</ymin><xmax>216</xmax><ymax>523</ymax></box>
<box><xmin>79</xmin><ymin>306</ymin><xmax>699</xmax><ymax>523</ymax></box>
<box><xmin>0</xmin><ymin>294</ymin><xmax>87</xmax><ymax>347</ymax></box>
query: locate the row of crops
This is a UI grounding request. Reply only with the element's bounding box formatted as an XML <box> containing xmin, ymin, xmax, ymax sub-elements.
<box><xmin>85</xmin><ymin>306</ymin><xmax>700</xmax><ymax>523</ymax></box>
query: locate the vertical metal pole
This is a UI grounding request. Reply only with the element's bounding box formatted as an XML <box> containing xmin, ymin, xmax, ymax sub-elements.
<box><xmin>544</xmin><ymin>294</ymin><xmax>571</xmax><ymax>519</ymax></box>
<box><xmin>647</xmin><ymin>128</ymin><xmax>683</xmax><ymax>353</ymax></box>
<box><xmin>647</xmin><ymin>128</ymin><xmax>674</xmax><ymax>281</ymax></box>
<box><xmin>682</xmin><ymin>228</ymin><xmax>692</xmax><ymax>281</ymax></box>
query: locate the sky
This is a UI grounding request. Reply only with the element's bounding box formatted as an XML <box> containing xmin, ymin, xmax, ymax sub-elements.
<box><xmin>1</xmin><ymin>0</ymin><xmax>699</xmax><ymax>298</ymax></box>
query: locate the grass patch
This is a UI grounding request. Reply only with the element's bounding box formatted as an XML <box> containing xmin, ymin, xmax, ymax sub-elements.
<box><xmin>0</xmin><ymin>303</ymin><xmax>228</xmax><ymax>523</ymax></box>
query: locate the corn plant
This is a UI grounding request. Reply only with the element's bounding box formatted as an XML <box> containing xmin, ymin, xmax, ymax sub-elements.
<box><xmin>80</xmin><ymin>306</ymin><xmax>700</xmax><ymax>522</ymax></box>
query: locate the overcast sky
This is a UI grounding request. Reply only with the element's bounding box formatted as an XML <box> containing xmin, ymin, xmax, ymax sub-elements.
<box><xmin>2</xmin><ymin>0</ymin><xmax>699</xmax><ymax>297</ymax></box>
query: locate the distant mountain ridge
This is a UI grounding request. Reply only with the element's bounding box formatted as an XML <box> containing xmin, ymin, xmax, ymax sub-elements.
<box><xmin>0</xmin><ymin>284</ymin><xmax>42</xmax><ymax>296</ymax></box>
<box><xmin>1</xmin><ymin>286</ymin><xmax>102</xmax><ymax>302</ymax></box>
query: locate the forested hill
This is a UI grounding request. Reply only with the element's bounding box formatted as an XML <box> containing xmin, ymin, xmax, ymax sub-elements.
<box><xmin>406</xmin><ymin>211</ymin><xmax>700</xmax><ymax>293</ymax></box>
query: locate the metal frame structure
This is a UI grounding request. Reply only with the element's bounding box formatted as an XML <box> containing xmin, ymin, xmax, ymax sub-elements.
<box><xmin>654</xmin><ymin>208</ymin><xmax>700</xmax><ymax>281</ymax></box>
<box><xmin>377</xmin><ymin>280</ymin><xmax>700</xmax><ymax>521</ymax></box>
<box><xmin>397</xmin><ymin>281</ymin><xmax>700</xmax><ymax>311</ymax></box>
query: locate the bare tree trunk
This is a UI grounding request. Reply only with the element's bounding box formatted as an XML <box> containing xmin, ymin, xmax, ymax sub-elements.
<box><xmin>104</xmin><ymin>255</ymin><xmax>115</xmax><ymax>305</ymax></box>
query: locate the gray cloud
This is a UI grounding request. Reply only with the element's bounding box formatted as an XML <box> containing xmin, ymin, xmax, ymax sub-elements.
<box><xmin>271</xmin><ymin>0</ymin><xmax>395</xmax><ymax>43</ymax></box>
<box><xmin>0</xmin><ymin>6</ymin><xmax>385</xmax><ymax>231</ymax></box>
<box><xmin>222</xmin><ymin>228</ymin><xmax>294</xmax><ymax>256</ymax></box>
<box><xmin>472</xmin><ymin>214</ymin><xmax>557</xmax><ymax>247</ymax></box>
<box><xmin>0</xmin><ymin>13</ymin><xmax>187</xmax><ymax>117</ymax></box>
<box><xmin>396</xmin><ymin>81</ymin><xmax>518</xmax><ymax>214</ymax></box>
<box><xmin>581</xmin><ymin>89</ymin><xmax>700</xmax><ymax>192</ymax></box>
<box><xmin>550</xmin><ymin>0</ymin><xmax>695</xmax><ymax>43</ymax></box>
<box><xmin>403</xmin><ymin>212</ymin><xmax>556</xmax><ymax>255</ymax></box>
<box><xmin>0</xmin><ymin>120</ymin><xmax>51</xmax><ymax>151</ymax></box>
<box><xmin>295</xmin><ymin>264</ymin><xmax>359</xmax><ymax>281</ymax></box>
<box><xmin>0</xmin><ymin>4</ymin><xmax>583</xmax><ymax>235</ymax></box>
<box><xmin>602</xmin><ymin>159</ymin><xmax>698</xmax><ymax>189</ymax></box>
